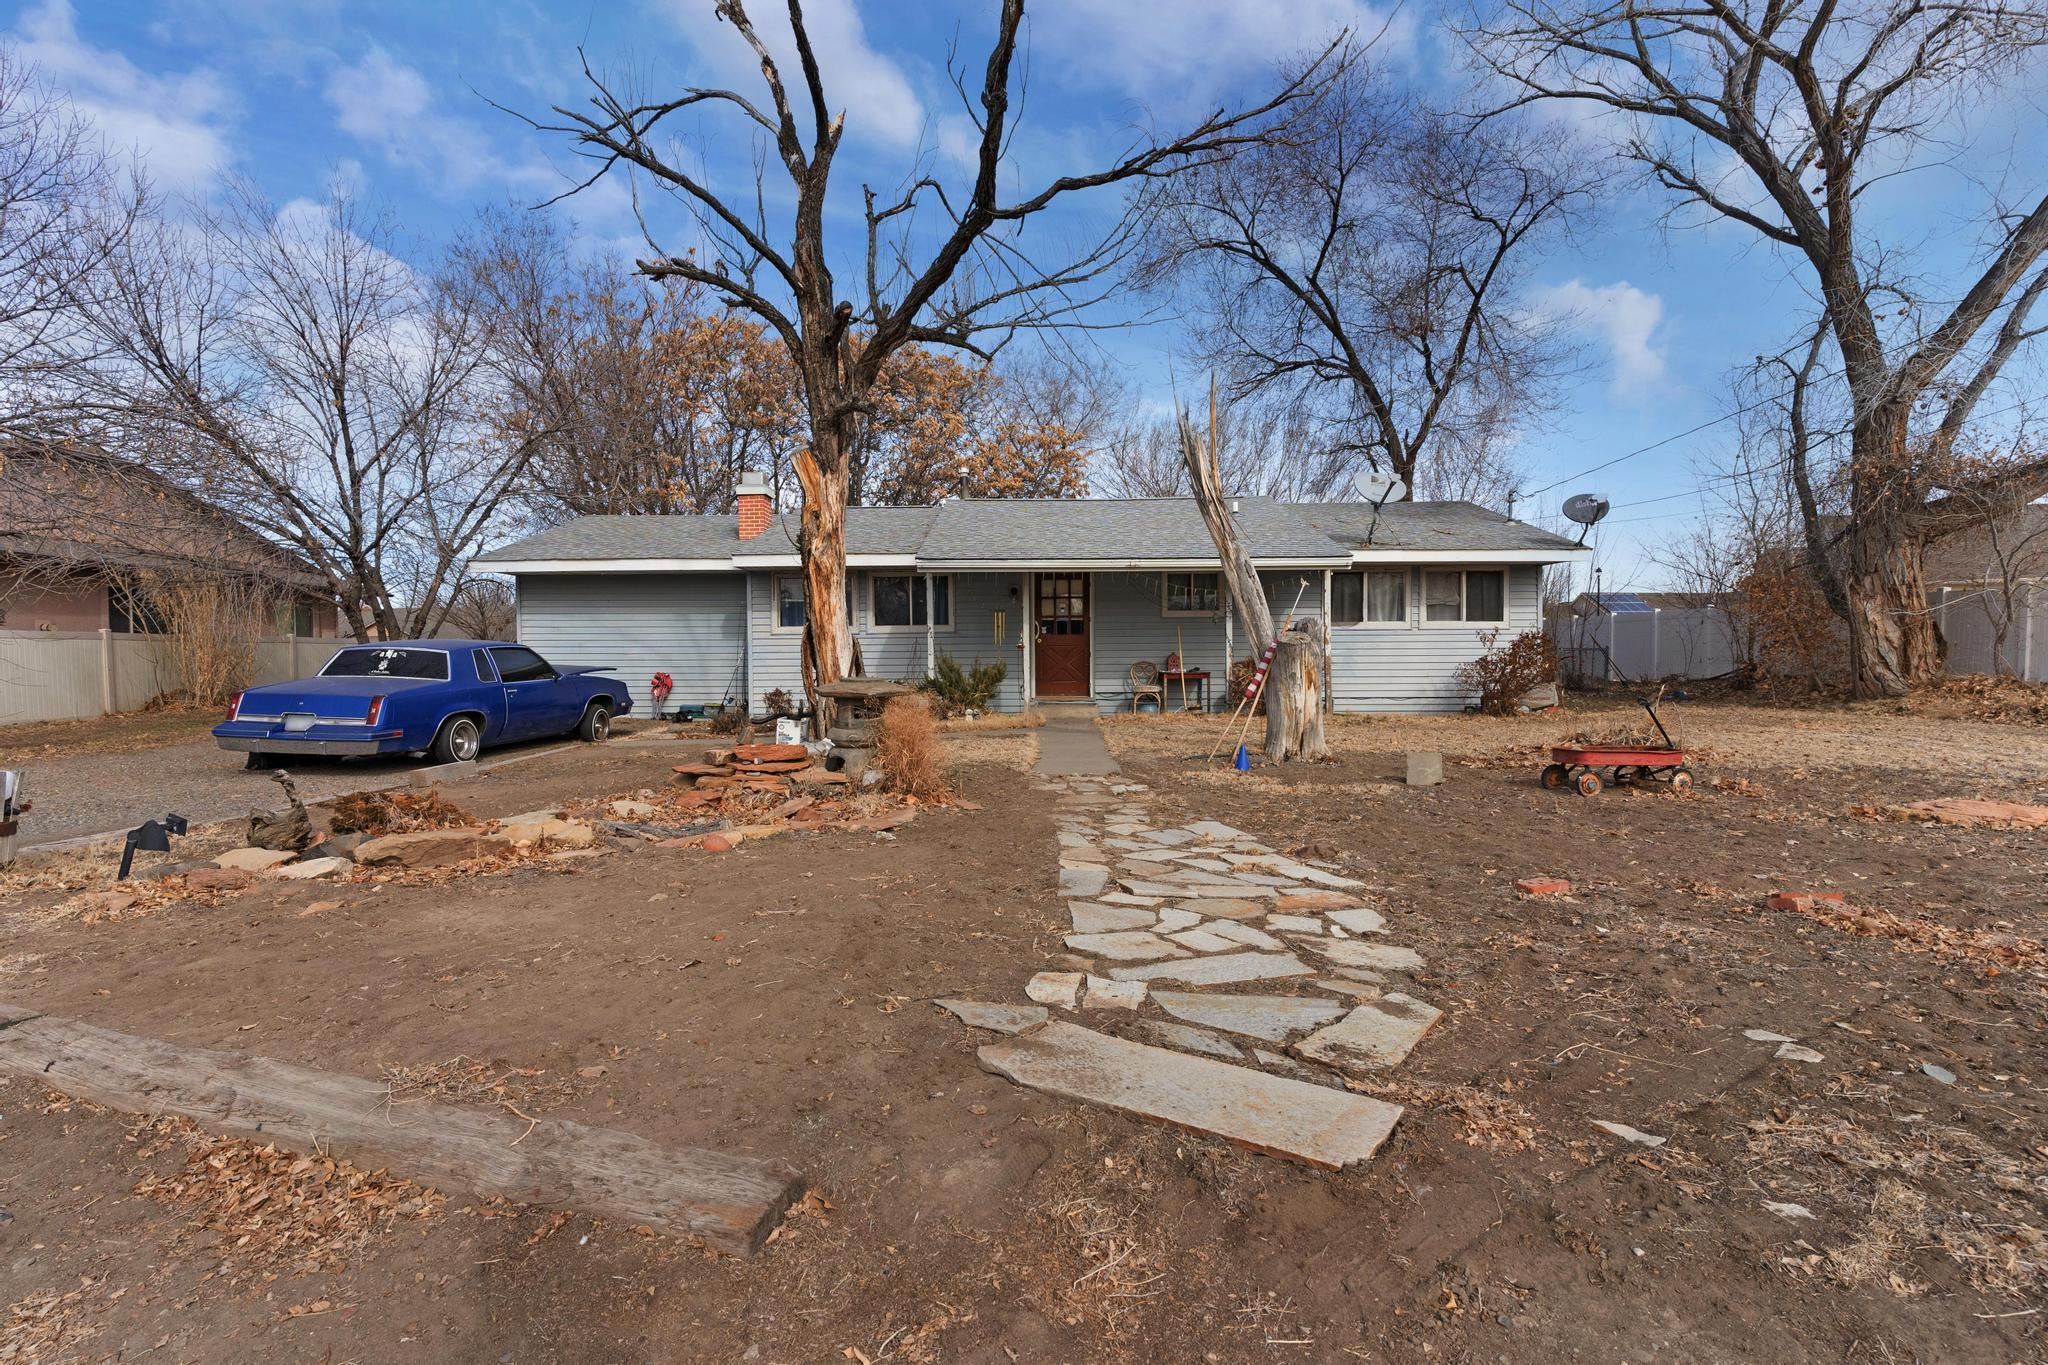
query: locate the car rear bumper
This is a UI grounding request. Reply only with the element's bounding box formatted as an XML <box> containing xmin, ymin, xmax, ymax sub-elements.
<box><xmin>214</xmin><ymin>735</ymin><xmax>402</xmax><ymax>757</ymax></box>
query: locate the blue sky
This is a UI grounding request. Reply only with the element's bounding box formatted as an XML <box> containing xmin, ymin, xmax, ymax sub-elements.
<box><xmin>11</xmin><ymin>0</ymin><xmax>2043</xmax><ymax>592</ymax></box>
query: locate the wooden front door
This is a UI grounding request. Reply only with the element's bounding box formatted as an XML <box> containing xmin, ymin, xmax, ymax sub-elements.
<box><xmin>1034</xmin><ymin>573</ymin><xmax>1090</xmax><ymax>697</ymax></box>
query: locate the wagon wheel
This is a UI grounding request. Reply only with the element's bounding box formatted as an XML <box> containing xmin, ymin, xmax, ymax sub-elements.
<box><xmin>1669</xmin><ymin>767</ymin><xmax>1695</xmax><ymax>793</ymax></box>
<box><xmin>1541</xmin><ymin>763</ymin><xmax>1569</xmax><ymax>790</ymax></box>
<box><xmin>1575</xmin><ymin>770</ymin><xmax>1604</xmax><ymax>797</ymax></box>
<box><xmin>1612</xmin><ymin>765</ymin><xmax>1636</xmax><ymax>786</ymax></box>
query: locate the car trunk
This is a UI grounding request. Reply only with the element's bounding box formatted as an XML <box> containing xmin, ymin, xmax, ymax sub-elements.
<box><xmin>238</xmin><ymin>677</ymin><xmax>434</xmax><ymax>722</ymax></box>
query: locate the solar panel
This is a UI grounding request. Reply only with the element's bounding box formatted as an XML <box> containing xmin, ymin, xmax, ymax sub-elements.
<box><xmin>1592</xmin><ymin>592</ymin><xmax>1655</xmax><ymax>613</ymax></box>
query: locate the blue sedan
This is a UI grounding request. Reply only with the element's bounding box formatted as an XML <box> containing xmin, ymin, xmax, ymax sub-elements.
<box><xmin>213</xmin><ymin>640</ymin><xmax>630</xmax><ymax>768</ymax></box>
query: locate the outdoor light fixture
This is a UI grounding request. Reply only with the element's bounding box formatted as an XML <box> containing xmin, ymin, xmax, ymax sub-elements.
<box><xmin>117</xmin><ymin>812</ymin><xmax>189</xmax><ymax>881</ymax></box>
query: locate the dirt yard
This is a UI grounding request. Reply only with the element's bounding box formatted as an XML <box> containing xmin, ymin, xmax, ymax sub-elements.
<box><xmin>2</xmin><ymin>697</ymin><xmax>2044</xmax><ymax>1363</ymax></box>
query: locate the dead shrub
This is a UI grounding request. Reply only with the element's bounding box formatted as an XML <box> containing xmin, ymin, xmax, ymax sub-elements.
<box><xmin>1454</xmin><ymin>629</ymin><xmax>1557</xmax><ymax>716</ymax></box>
<box><xmin>328</xmin><ymin>788</ymin><xmax>473</xmax><ymax>837</ymax></box>
<box><xmin>872</xmin><ymin>694</ymin><xmax>950</xmax><ymax>801</ymax></box>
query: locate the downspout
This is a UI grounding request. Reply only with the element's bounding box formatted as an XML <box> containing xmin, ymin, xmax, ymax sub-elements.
<box><xmin>742</xmin><ymin>572</ymin><xmax>754</xmax><ymax>719</ymax></box>
<box><xmin>1322</xmin><ymin>567</ymin><xmax>1333</xmax><ymax>714</ymax></box>
<box><xmin>925</xmin><ymin>574</ymin><xmax>936</xmax><ymax>678</ymax></box>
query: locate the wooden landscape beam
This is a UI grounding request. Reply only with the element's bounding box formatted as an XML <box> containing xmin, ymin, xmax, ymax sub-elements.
<box><xmin>0</xmin><ymin>1004</ymin><xmax>802</xmax><ymax>1255</ymax></box>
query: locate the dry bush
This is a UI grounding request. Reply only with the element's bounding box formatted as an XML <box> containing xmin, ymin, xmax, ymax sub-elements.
<box><xmin>1454</xmin><ymin>629</ymin><xmax>1557</xmax><ymax>716</ymax></box>
<box><xmin>873</xmin><ymin>694</ymin><xmax>950</xmax><ymax>800</ymax></box>
<box><xmin>128</xmin><ymin>571</ymin><xmax>274</xmax><ymax>706</ymax></box>
<box><xmin>328</xmin><ymin>788</ymin><xmax>473</xmax><ymax>836</ymax></box>
<box><xmin>1731</xmin><ymin>550</ymin><xmax>1848</xmax><ymax>691</ymax></box>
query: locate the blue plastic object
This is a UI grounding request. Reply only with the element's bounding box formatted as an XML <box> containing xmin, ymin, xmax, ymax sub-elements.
<box><xmin>1234</xmin><ymin>744</ymin><xmax>1250</xmax><ymax>771</ymax></box>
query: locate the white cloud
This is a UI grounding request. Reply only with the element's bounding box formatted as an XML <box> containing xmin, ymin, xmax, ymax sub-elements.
<box><xmin>323</xmin><ymin>46</ymin><xmax>507</xmax><ymax>194</ymax></box>
<box><xmin>10</xmin><ymin>0</ymin><xmax>235</xmax><ymax>188</ymax></box>
<box><xmin>656</xmin><ymin>0</ymin><xmax>924</xmax><ymax>147</ymax></box>
<box><xmin>1028</xmin><ymin>0</ymin><xmax>1414</xmax><ymax>110</ymax></box>
<box><xmin>1533</xmin><ymin>278</ymin><xmax>1667</xmax><ymax>389</ymax></box>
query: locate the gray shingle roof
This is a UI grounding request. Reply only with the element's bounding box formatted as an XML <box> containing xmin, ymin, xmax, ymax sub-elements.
<box><xmin>474</xmin><ymin>497</ymin><xmax>1583</xmax><ymax>567</ymax></box>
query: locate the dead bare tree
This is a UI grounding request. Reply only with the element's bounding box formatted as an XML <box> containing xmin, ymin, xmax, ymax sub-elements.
<box><xmin>1465</xmin><ymin>0</ymin><xmax>2048</xmax><ymax>697</ymax></box>
<box><xmin>1178</xmin><ymin>389</ymin><xmax>1328</xmax><ymax>761</ymax></box>
<box><xmin>74</xmin><ymin>185</ymin><xmax>542</xmax><ymax>642</ymax></box>
<box><xmin>520</xmin><ymin>0</ymin><xmax>1344</xmax><ymax>730</ymax></box>
<box><xmin>1141</xmin><ymin>55</ymin><xmax>1589</xmax><ymax>501</ymax></box>
<box><xmin>1097</xmin><ymin>392</ymin><xmax>1357</xmax><ymax>500</ymax></box>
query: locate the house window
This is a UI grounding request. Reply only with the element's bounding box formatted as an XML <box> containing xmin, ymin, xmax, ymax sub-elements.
<box><xmin>277</xmin><ymin>601</ymin><xmax>315</xmax><ymax>636</ymax></box>
<box><xmin>108</xmin><ymin>591</ymin><xmax>168</xmax><ymax>635</ymax></box>
<box><xmin>1162</xmin><ymin>572</ymin><xmax>1222</xmax><ymax>615</ymax></box>
<box><xmin>1331</xmin><ymin>570</ymin><xmax>1408</xmax><ymax>626</ymax></box>
<box><xmin>1423</xmin><ymin>569</ymin><xmax>1507</xmax><ymax>623</ymax></box>
<box><xmin>773</xmin><ymin>575</ymin><xmax>806</xmax><ymax>630</ymax></box>
<box><xmin>871</xmin><ymin>574</ymin><xmax>952</xmax><ymax>630</ymax></box>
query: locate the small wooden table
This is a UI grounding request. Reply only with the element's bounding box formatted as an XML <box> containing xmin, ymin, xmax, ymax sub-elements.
<box><xmin>1159</xmin><ymin>669</ymin><xmax>1212</xmax><ymax>712</ymax></box>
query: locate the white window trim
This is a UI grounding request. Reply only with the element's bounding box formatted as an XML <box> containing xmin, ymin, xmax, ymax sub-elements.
<box><xmin>868</xmin><ymin>572</ymin><xmax>957</xmax><ymax>633</ymax></box>
<box><xmin>1160</xmin><ymin>570</ymin><xmax>1224</xmax><ymax>617</ymax></box>
<box><xmin>769</xmin><ymin>573</ymin><xmax>807</xmax><ymax>635</ymax></box>
<box><xmin>1420</xmin><ymin>567</ymin><xmax>1510</xmax><ymax>627</ymax></box>
<box><xmin>1329</xmin><ymin>568</ymin><xmax>1414</xmax><ymax>630</ymax></box>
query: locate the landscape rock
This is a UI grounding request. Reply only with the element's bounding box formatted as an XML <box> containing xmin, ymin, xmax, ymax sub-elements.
<box><xmin>1025</xmin><ymin>972</ymin><xmax>1085</xmax><ymax>1009</ymax></box>
<box><xmin>977</xmin><ymin>1022</ymin><xmax>1403</xmax><ymax>1170</ymax></box>
<box><xmin>503</xmin><ymin>818</ymin><xmax>598</xmax><ymax>849</ymax></box>
<box><xmin>1765</xmin><ymin>890</ymin><xmax>1846</xmax><ymax>912</ymax></box>
<box><xmin>1775</xmin><ymin>1043</ymin><xmax>1825</xmax><ymax>1064</ymax></box>
<box><xmin>301</xmin><ymin>832</ymin><xmax>364</xmax><ymax>861</ymax></box>
<box><xmin>271</xmin><ymin>856</ymin><xmax>352</xmax><ymax>881</ymax></box>
<box><xmin>1059</xmin><ymin>866</ymin><xmax>1110</xmax><ymax>898</ymax></box>
<box><xmin>1174</xmin><ymin>897</ymin><xmax>1268</xmax><ymax>921</ymax></box>
<box><xmin>213</xmin><ymin>847</ymin><xmax>298</xmax><ymax>872</ymax></box>
<box><xmin>609</xmin><ymin>799</ymin><xmax>657</xmax><ymax>818</ymax></box>
<box><xmin>1273</xmin><ymin>890</ymin><xmax>1360</xmax><ymax>912</ymax></box>
<box><xmin>1151</xmin><ymin>990</ymin><xmax>1347</xmax><ymax>1041</ymax></box>
<box><xmin>1891</xmin><ymin>797</ymin><xmax>2048</xmax><ymax>830</ymax></box>
<box><xmin>1080</xmin><ymin>976</ymin><xmax>1146</xmax><ymax>1009</ymax></box>
<box><xmin>1296</xmin><ymin>939</ymin><xmax>1424</xmax><ymax>974</ymax></box>
<box><xmin>76</xmin><ymin>890</ymin><xmax>139</xmax><ymax>916</ymax></box>
<box><xmin>1291</xmin><ymin>992</ymin><xmax>1444</xmax><ymax>1072</ymax></box>
<box><xmin>182</xmin><ymin>866</ymin><xmax>256</xmax><ymax>891</ymax></box>
<box><xmin>1154</xmin><ymin>907</ymin><xmax>1203</xmax><ymax>932</ymax></box>
<box><xmin>1063</xmin><ymin>931</ymin><xmax>1190</xmax><ymax>963</ymax></box>
<box><xmin>1109</xmin><ymin>952</ymin><xmax>1313</xmax><ymax>987</ymax></box>
<box><xmin>1266</xmin><ymin>913</ymin><xmax>1323</xmax><ymax>933</ymax></box>
<box><xmin>1591</xmin><ymin>1120</ymin><xmax>1666</xmax><ymax>1148</ymax></box>
<box><xmin>1324</xmin><ymin>908</ymin><xmax>1386</xmax><ymax>934</ymax></box>
<box><xmin>1203</xmin><ymin>920</ymin><xmax>1284</xmax><ymax>951</ymax></box>
<box><xmin>1743</xmin><ymin>1029</ymin><xmax>1796</xmax><ymax>1042</ymax></box>
<box><xmin>934</xmin><ymin>999</ymin><xmax>1049</xmax><ymax>1034</ymax></box>
<box><xmin>1142</xmin><ymin>1021</ymin><xmax>1243</xmax><ymax>1059</ymax></box>
<box><xmin>354</xmin><ymin>829</ymin><xmax>505</xmax><ymax>868</ymax></box>
<box><xmin>136</xmin><ymin>859</ymin><xmax>217</xmax><ymax>882</ymax></box>
<box><xmin>1070</xmin><ymin>902</ymin><xmax>1156</xmax><ymax>933</ymax></box>
<box><xmin>1514</xmin><ymin>876</ymin><xmax>1571</xmax><ymax>896</ymax></box>
<box><xmin>1165</xmin><ymin>928</ymin><xmax>1241</xmax><ymax>953</ymax></box>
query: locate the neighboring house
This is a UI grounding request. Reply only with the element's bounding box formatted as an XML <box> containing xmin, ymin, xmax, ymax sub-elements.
<box><xmin>0</xmin><ymin>446</ymin><xmax>340</xmax><ymax>637</ymax></box>
<box><xmin>1549</xmin><ymin>590</ymin><xmax>1742</xmax><ymax>683</ymax></box>
<box><xmin>473</xmin><ymin>472</ymin><xmax>1589</xmax><ymax>715</ymax></box>
<box><xmin>1922</xmin><ymin>503</ymin><xmax>2048</xmax><ymax>681</ymax></box>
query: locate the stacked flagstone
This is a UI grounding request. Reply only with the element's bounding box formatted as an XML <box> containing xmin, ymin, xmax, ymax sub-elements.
<box><xmin>939</xmin><ymin>774</ymin><xmax>1446</xmax><ymax>1169</ymax></box>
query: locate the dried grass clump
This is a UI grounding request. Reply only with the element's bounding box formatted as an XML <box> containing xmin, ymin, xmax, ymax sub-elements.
<box><xmin>328</xmin><ymin>788</ymin><xmax>473</xmax><ymax>836</ymax></box>
<box><xmin>873</xmin><ymin>694</ymin><xmax>950</xmax><ymax>801</ymax></box>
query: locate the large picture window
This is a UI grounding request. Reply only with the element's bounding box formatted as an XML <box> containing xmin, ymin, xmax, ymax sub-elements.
<box><xmin>772</xmin><ymin>574</ymin><xmax>806</xmax><ymax>630</ymax></box>
<box><xmin>1162</xmin><ymin>572</ymin><xmax>1222</xmax><ymax>615</ymax></box>
<box><xmin>1330</xmin><ymin>570</ymin><xmax>1409</xmax><ymax>626</ymax></box>
<box><xmin>871</xmin><ymin>574</ymin><xmax>952</xmax><ymax>630</ymax></box>
<box><xmin>1422</xmin><ymin>569</ymin><xmax>1506</xmax><ymax>624</ymax></box>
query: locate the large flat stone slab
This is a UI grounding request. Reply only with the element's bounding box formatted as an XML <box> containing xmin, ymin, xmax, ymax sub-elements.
<box><xmin>977</xmin><ymin>1022</ymin><xmax>1403</xmax><ymax>1169</ymax></box>
<box><xmin>1059</xmin><ymin>866</ymin><xmax>1110</xmax><ymax>897</ymax></box>
<box><xmin>1151</xmin><ymin>991</ymin><xmax>1347</xmax><ymax>1041</ymax></box>
<box><xmin>1291</xmin><ymin>993</ymin><xmax>1443</xmax><ymax>1072</ymax></box>
<box><xmin>1166</xmin><ymin>928</ymin><xmax>1242</xmax><ymax>953</ymax></box>
<box><xmin>1325</xmin><ymin>908</ymin><xmax>1387</xmax><ymax>934</ymax></box>
<box><xmin>1296</xmin><ymin>939</ymin><xmax>1424</xmax><ymax>973</ymax></box>
<box><xmin>1186</xmin><ymin>820</ymin><xmax>1253</xmax><ymax>842</ymax></box>
<box><xmin>1143</xmin><ymin>1021</ymin><xmax>1243</xmax><ymax>1059</ymax></box>
<box><xmin>1071</xmin><ymin>902</ymin><xmax>1157</xmax><ymax>933</ymax></box>
<box><xmin>1064</xmin><ymin>931</ymin><xmax>1190</xmax><ymax>962</ymax></box>
<box><xmin>1108</xmin><ymin>952</ymin><xmax>1313</xmax><ymax>986</ymax></box>
<box><xmin>1176</xmin><ymin>897</ymin><xmax>1268</xmax><ymax>921</ymax></box>
<box><xmin>1274</xmin><ymin>889</ymin><xmax>1363</xmax><ymax>911</ymax></box>
<box><xmin>1203</xmin><ymin>920</ymin><xmax>1284</xmax><ymax>951</ymax></box>
<box><xmin>934</xmin><ymin>999</ymin><xmax>1049</xmax><ymax>1034</ymax></box>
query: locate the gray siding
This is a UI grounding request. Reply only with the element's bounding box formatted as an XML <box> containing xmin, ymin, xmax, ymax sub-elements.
<box><xmin>1327</xmin><ymin>565</ymin><xmax>1542</xmax><ymax>712</ymax></box>
<box><xmin>516</xmin><ymin>572</ymin><xmax>745</xmax><ymax>715</ymax></box>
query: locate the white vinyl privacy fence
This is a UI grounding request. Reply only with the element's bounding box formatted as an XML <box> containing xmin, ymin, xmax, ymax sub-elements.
<box><xmin>1933</xmin><ymin>584</ymin><xmax>2045</xmax><ymax>682</ymax></box>
<box><xmin>1552</xmin><ymin>607</ymin><xmax>1741</xmax><ymax>684</ymax></box>
<box><xmin>0</xmin><ymin>631</ymin><xmax>344</xmax><ymax>725</ymax></box>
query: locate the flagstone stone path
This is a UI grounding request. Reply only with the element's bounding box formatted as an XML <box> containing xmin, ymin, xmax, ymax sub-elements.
<box><xmin>938</xmin><ymin>763</ymin><xmax>1447</xmax><ymax>1169</ymax></box>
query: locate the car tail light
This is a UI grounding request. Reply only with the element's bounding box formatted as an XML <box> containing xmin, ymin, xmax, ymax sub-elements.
<box><xmin>225</xmin><ymin>690</ymin><xmax>243</xmax><ymax>720</ymax></box>
<box><xmin>365</xmin><ymin>695</ymin><xmax>385</xmax><ymax>726</ymax></box>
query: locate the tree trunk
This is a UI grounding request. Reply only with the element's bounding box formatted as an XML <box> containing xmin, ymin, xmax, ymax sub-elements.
<box><xmin>1842</xmin><ymin>517</ymin><xmax>1943</xmax><ymax>698</ymax></box>
<box><xmin>793</xmin><ymin>440</ymin><xmax>856</xmax><ymax>737</ymax></box>
<box><xmin>1262</xmin><ymin>617</ymin><xmax>1329</xmax><ymax>761</ymax></box>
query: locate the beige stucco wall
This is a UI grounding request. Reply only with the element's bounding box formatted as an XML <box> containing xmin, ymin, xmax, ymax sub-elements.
<box><xmin>0</xmin><ymin>574</ymin><xmax>107</xmax><ymax>632</ymax></box>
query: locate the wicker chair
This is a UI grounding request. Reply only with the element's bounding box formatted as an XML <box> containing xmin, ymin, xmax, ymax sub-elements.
<box><xmin>1128</xmin><ymin>661</ymin><xmax>1165</xmax><ymax>713</ymax></box>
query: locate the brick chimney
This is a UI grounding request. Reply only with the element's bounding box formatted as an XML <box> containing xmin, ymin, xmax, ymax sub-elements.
<box><xmin>736</xmin><ymin>469</ymin><xmax>772</xmax><ymax>540</ymax></box>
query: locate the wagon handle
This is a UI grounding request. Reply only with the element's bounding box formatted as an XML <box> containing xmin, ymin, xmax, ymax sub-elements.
<box><xmin>1637</xmin><ymin>684</ymin><xmax>1676</xmax><ymax>750</ymax></box>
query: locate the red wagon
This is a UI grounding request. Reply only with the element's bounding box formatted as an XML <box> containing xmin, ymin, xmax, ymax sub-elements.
<box><xmin>1541</xmin><ymin>694</ymin><xmax>1693</xmax><ymax>797</ymax></box>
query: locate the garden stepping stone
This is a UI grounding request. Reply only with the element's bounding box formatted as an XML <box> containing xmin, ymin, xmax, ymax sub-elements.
<box><xmin>1109</xmin><ymin>952</ymin><xmax>1313</xmax><ymax>986</ymax></box>
<box><xmin>1175</xmin><ymin>898</ymin><xmax>1268</xmax><ymax>921</ymax></box>
<box><xmin>1186</xmin><ymin>820</ymin><xmax>1253</xmax><ymax>842</ymax></box>
<box><xmin>1325</xmin><ymin>908</ymin><xmax>1386</xmax><ymax>934</ymax></box>
<box><xmin>976</xmin><ymin>1022</ymin><xmax>1403</xmax><ymax>1169</ymax></box>
<box><xmin>1143</xmin><ymin>1021</ymin><xmax>1244</xmax><ymax>1060</ymax></box>
<box><xmin>1071</xmin><ymin>902</ymin><xmax>1157</xmax><ymax>933</ymax></box>
<box><xmin>1275</xmin><ymin>889</ymin><xmax>1362</xmax><ymax>911</ymax></box>
<box><xmin>1098</xmin><ymin>892</ymin><xmax>1164</xmax><ymax>907</ymax></box>
<box><xmin>1312</xmin><ymin>977</ymin><xmax>1384</xmax><ymax>1000</ymax></box>
<box><xmin>1026</xmin><ymin>972</ymin><xmax>1084</xmax><ymax>1008</ymax></box>
<box><xmin>1081</xmin><ymin>976</ymin><xmax>1146</xmax><ymax>1009</ymax></box>
<box><xmin>1267</xmin><ymin>914</ymin><xmax>1323</xmax><ymax>933</ymax></box>
<box><xmin>1204</xmin><ymin>920</ymin><xmax>1284</xmax><ymax>951</ymax></box>
<box><xmin>1172</xmin><ymin>856</ymin><xmax>1235</xmax><ymax>873</ymax></box>
<box><xmin>1296</xmin><ymin>939</ymin><xmax>1424</xmax><ymax>974</ymax></box>
<box><xmin>1166</xmin><ymin>928</ymin><xmax>1242</xmax><ymax>954</ymax></box>
<box><xmin>1060</xmin><ymin>866</ymin><xmax>1110</xmax><ymax>897</ymax></box>
<box><xmin>1291</xmin><ymin>993</ymin><xmax>1443</xmax><ymax>1072</ymax></box>
<box><xmin>1117</xmin><ymin>879</ymin><xmax>1195</xmax><ymax>898</ymax></box>
<box><xmin>1063</xmin><ymin>931</ymin><xmax>1189</xmax><ymax>962</ymax></box>
<box><xmin>1142</xmin><ymin>829</ymin><xmax>1198</xmax><ymax>846</ymax></box>
<box><xmin>1151</xmin><ymin>990</ymin><xmax>1348</xmax><ymax>1041</ymax></box>
<box><xmin>1154</xmin><ymin>907</ymin><xmax>1203</xmax><ymax>932</ymax></box>
<box><xmin>935</xmin><ymin>999</ymin><xmax>1049</xmax><ymax>1034</ymax></box>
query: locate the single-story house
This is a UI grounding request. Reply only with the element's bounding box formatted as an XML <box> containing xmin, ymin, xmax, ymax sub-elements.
<box><xmin>472</xmin><ymin>473</ymin><xmax>1590</xmax><ymax>715</ymax></box>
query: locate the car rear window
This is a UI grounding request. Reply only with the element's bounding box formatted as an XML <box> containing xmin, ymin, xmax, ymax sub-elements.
<box><xmin>321</xmin><ymin>648</ymin><xmax>450</xmax><ymax>680</ymax></box>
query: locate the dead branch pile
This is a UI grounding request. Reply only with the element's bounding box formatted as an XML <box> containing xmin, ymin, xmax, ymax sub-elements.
<box><xmin>1759</xmin><ymin>894</ymin><xmax>2041</xmax><ymax>971</ymax></box>
<box><xmin>872</xmin><ymin>695</ymin><xmax>951</xmax><ymax>801</ymax></box>
<box><xmin>328</xmin><ymin>789</ymin><xmax>474</xmax><ymax>837</ymax></box>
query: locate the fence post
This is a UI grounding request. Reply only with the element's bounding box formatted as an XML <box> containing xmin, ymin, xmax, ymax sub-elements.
<box><xmin>98</xmin><ymin>627</ymin><xmax>114</xmax><ymax>716</ymax></box>
<box><xmin>290</xmin><ymin>632</ymin><xmax>301</xmax><ymax>678</ymax></box>
<box><xmin>2023</xmin><ymin>584</ymin><xmax>2037</xmax><ymax>683</ymax></box>
<box><xmin>1649</xmin><ymin>608</ymin><xmax>1661</xmax><ymax>679</ymax></box>
<box><xmin>1938</xmin><ymin>586</ymin><xmax>1951</xmax><ymax>646</ymax></box>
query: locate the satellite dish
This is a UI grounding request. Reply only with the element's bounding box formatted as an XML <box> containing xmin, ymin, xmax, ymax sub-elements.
<box><xmin>1562</xmin><ymin>493</ymin><xmax>1610</xmax><ymax>526</ymax></box>
<box><xmin>1354</xmin><ymin>470</ymin><xmax>1407</xmax><ymax>504</ymax></box>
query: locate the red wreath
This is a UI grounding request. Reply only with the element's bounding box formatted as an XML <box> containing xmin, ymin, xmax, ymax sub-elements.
<box><xmin>649</xmin><ymin>671</ymin><xmax>674</xmax><ymax>702</ymax></box>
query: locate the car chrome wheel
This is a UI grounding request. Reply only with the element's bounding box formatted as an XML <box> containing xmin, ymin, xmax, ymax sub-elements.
<box><xmin>449</xmin><ymin>719</ymin><xmax>479</xmax><ymax>761</ymax></box>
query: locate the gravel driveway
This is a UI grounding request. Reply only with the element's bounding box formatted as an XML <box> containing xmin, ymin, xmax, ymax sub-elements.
<box><xmin>13</xmin><ymin>736</ymin><xmax>583</xmax><ymax>848</ymax></box>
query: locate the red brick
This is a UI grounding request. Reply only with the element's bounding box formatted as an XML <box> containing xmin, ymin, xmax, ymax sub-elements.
<box><xmin>1765</xmin><ymin>891</ymin><xmax>1846</xmax><ymax>912</ymax></box>
<box><xmin>699</xmin><ymin>833</ymin><xmax>736</xmax><ymax>853</ymax></box>
<box><xmin>1514</xmin><ymin>876</ymin><xmax>1571</xmax><ymax>896</ymax></box>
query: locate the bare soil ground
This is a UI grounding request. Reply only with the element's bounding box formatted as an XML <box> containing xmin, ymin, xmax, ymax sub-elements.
<box><xmin>3</xmin><ymin>700</ymin><xmax>2045</xmax><ymax>1364</ymax></box>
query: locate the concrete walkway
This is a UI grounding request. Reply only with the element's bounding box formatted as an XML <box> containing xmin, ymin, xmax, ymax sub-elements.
<box><xmin>1032</xmin><ymin>705</ymin><xmax>1119</xmax><ymax>777</ymax></box>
